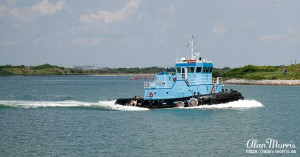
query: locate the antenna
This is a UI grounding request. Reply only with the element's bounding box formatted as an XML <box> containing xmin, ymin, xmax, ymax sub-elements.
<box><xmin>189</xmin><ymin>36</ymin><xmax>195</xmax><ymax>58</ymax></box>
<box><xmin>191</xmin><ymin>36</ymin><xmax>202</xmax><ymax>61</ymax></box>
<box><xmin>188</xmin><ymin>35</ymin><xmax>199</xmax><ymax>59</ymax></box>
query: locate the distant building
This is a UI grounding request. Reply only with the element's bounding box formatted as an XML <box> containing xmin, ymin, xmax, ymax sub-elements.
<box><xmin>99</xmin><ymin>67</ymin><xmax>111</xmax><ymax>70</ymax></box>
<box><xmin>74</xmin><ymin>65</ymin><xmax>96</xmax><ymax>70</ymax></box>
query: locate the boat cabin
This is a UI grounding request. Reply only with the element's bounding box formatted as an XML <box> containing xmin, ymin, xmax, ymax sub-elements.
<box><xmin>143</xmin><ymin>37</ymin><xmax>223</xmax><ymax>100</ymax></box>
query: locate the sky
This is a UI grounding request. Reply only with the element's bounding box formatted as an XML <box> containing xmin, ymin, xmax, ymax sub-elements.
<box><xmin>0</xmin><ymin>0</ymin><xmax>300</xmax><ymax>68</ymax></box>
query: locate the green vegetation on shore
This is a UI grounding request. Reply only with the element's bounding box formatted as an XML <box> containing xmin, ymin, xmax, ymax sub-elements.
<box><xmin>213</xmin><ymin>64</ymin><xmax>300</xmax><ymax>80</ymax></box>
<box><xmin>1</xmin><ymin>63</ymin><xmax>300</xmax><ymax>80</ymax></box>
<box><xmin>0</xmin><ymin>64</ymin><xmax>174</xmax><ymax>76</ymax></box>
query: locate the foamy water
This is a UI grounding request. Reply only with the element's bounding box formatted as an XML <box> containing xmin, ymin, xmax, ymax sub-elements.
<box><xmin>177</xmin><ymin>100</ymin><xmax>263</xmax><ymax>109</ymax></box>
<box><xmin>0</xmin><ymin>100</ymin><xmax>149</xmax><ymax>111</ymax></box>
<box><xmin>0</xmin><ymin>99</ymin><xmax>262</xmax><ymax>110</ymax></box>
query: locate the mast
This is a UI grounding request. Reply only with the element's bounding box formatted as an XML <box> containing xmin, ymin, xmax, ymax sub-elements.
<box><xmin>191</xmin><ymin>36</ymin><xmax>194</xmax><ymax>58</ymax></box>
<box><xmin>189</xmin><ymin>36</ymin><xmax>199</xmax><ymax>60</ymax></box>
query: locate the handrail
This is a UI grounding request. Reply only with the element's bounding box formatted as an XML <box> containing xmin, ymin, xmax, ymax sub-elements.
<box><xmin>144</xmin><ymin>77</ymin><xmax>223</xmax><ymax>89</ymax></box>
<box><xmin>217</xmin><ymin>77</ymin><xmax>223</xmax><ymax>84</ymax></box>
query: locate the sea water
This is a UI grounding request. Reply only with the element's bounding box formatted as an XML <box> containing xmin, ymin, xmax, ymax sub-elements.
<box><xmin>0</xmin><ymin>76</ymin><xmax>299</xmax><ymax>156</ymax></box>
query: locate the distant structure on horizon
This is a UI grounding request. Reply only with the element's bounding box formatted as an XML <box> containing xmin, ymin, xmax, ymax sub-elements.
<box><xmin>74</xmin><ymin>65</ymin><xmax>96</xmax><ymax>70</ymax></box>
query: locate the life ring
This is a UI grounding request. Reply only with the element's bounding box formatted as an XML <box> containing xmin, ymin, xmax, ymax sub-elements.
<box><xmin>188</xmin><ymin>98</ymin><xmax>198</xmax><ymax>107</ymax></box>
<box><xmin>149</xmin><ymin>92</ymin><xmax>154</xmax><ymax>97</ymax></box>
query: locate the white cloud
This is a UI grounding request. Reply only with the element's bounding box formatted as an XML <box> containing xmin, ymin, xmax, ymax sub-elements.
<box><xmin>7</xmin><ymin>0</ymin><xmax>16</xmax><ymax>6</ymax></box>
<box><xmin>0</xmin><ymin>5</ymin><xmax>6</xmax><ymax>17</ymax></box>
<box><xmin>211</xmin><ymin>26</ymin><xmax>227</xmax><ymax>36</ymax></box>
<box><xmin>33</xmin><ymin>38</ymin><xmax>40</xmax><ymax>44</ymax></box>
<box><xmin>258</xmin><ymin>27</ymin><xmax>300</xmax><ymax>44</ymax></box>
<box><xmin>0</xmin><ymin>0</ymin><xmax>65</xmax><ymax>21</ymax></box>
<box><xmin>11</xmin><ymin>23</ymin><xmax>21</xmax><ymax>28</ymax></box>
<box><xmin>0</xmin><ymin>40</ymin><xmax>16</xmax><ymax>46</ymax></box>
<box><xmin>168</xmin><ymin>5</ymin><xmax>176</xmax><ymax>14</ymax></box>
<box><xmin>31</xmin><ymin>0</ymin><xmax>65</xmax><ymax>15</ymax></box>
<box><xmin>277</xmin><ymin>3</ymin><xmax>283</xmax><ymax>8</ymax></box>
<box><xmin>258</xmin><ymin>34</ymin><xmax>284</xmax><ymax>42</ymax></box>
<box><xmin>79</xmin><ymin>0</ymin><xmax>140</xmax><ymax>24</ymax></box>
<box><xmin>72</xmin><ymin>37</ymin><xmax>103</xmax><ymax>46</ymax></box>
<box><xmin>245</xmin><ymin>20</ymin><xmax>256</xmax><ymax>27</ymax></box>
<box><xmin>137</xmin><ymin>11</ymin><xmax>146</xmax><ymax>20</ymax></box>
<box><xmin>159</xmin><ymin>4</ymin><xmax>176</xmax><ymax>14</ymax></box>
<box><xmin>148</xmin><ymin>18</ymin><xmax>173</xmax><ymax>33</ymax></box>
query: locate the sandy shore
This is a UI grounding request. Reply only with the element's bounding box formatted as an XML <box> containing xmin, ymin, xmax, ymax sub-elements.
<box><xmin>224</xmin><ymin>79</ymin><xmax>300</xmax><ymax>86</ymax></box>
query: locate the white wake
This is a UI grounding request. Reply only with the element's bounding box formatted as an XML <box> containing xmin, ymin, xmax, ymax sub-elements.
<box><xmin>178</xmin><ymin>100</ymin><xmax>263</xmax><ymax>109</ymax></box>
<box><xmin>0</xmin><ymin>100</ymin><xmax>149</xmax><ymax>111</ymax></box>
<box><xmin>0</xmin><ymin>100</ymin><xmax>262</xmax><ymax>110</ymax></box>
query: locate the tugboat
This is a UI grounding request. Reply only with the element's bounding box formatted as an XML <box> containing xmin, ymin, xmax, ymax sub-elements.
<box><xmin>115</xmin><ymin>36</ymin><xmax>244</xmax><ymax>108</ymax></box>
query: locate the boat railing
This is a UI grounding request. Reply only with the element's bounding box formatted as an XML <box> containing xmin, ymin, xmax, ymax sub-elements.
<box><xmin>213</xmin><ymin>78</ymin><xmax>217</xmax><ymax>84</ymax></box>
<box><xmin>217</xmin><ymin>77</ymin><xmax>223</xmax><ymax>84</ymax></box>
<box><xmin>212</xmin><ymin>77</ymin><xmax>223</xmax><ymax>84</ymax></box>
<box><xmin>145</xmin><ymin>77</ymin><xmax>223</xmax><ymax>89</ymax></box>
<box><xmin>144</xmin><ymin>82</ymin><xmax>153</xmax><ymax>89</ymax></box>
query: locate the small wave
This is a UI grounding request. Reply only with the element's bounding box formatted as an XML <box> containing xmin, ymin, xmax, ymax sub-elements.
<box><xmin>0</xmin><ymin>100</ymin><xmax>149</xmax><ymax>111</ymax></box>
<box><xmin>177</xmin><ymin>100</ymin><xmax>263</xmax><ymax>109</ymax></box>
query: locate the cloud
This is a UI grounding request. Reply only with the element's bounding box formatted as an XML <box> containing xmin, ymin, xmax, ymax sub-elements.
<box><xmin>6</xmin><ymin>0</ymin><xmax>15</xmax><ymax>6</ymax></box>
<box><xmin>33</xmin><ymin>38</ymin><xmax>40</xmax><ymax>44</ymax></box>
<box><xmin>137</xmin><ymin>11</ymin><xmax>146</xmax><ymax>20</ymax></box>
<box><xmin>79</xmin><ymin>0</ymin><xmax>140</xmax><ymax>24</ymax></box>
<box><xmin>211</xmin><ymin>26</ymin><xmax>227</xmax><ymax>36</ymax></box>
<box><xmin>258</xmin><ymin>34</ymin><xmax>284</xmax><ymax>42</ymax></box>
<box><xmin>0</xmin><ymin>40</ymin><xmax>16</xmax><ymax>46</ymax></box>
<box><xmin>31</xmin><ymin>0</ymin><xmax>65</xmax><ymax>15</ymax></box>
<box><xmin>167</xmin><ymin>5</ymin><xmax>176</xmax><ymax>14</ymax></box>
<box><xmin>258</xmin><ymin>27</ymin><xmax>300</xmax><ymax>44</ymax></box>
<box><xmin>245</xmin><ymin>20</ymin><xmax>256</xmax><ymax>27</ymax></box>
<box><xmin>0</xmin><ymin>0</ymin><xmax>65</xmax><ymax>21</ymax></box>
<box><xmin>148</xmin><ymin>18</ymin><xmax>173</xmax><ymax>33</ymax></box>
<box><xmin>277</xmin><ymin>3</ymin><xmax>283</xmax><ymax>8</ymax></box>
<box><xmin>72</xmin><ymin>37</ymin><xmax>103</xmax><ymax>46</ymax></box>
<box><xmin>160</xmin><ymin>4</ymin><xmax>176</xmax><ymax>14</ymax></box>
<box><xmin>0</xmin><ymin>5</ymin><xmax>7</xmax><ymax>17</ymax></box>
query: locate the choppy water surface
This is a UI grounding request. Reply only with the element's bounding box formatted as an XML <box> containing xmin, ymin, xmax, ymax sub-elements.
<box><xmin>0</xmin><ymin>76</ymin><xmax>299</xmax><ymax>156</ymax></box>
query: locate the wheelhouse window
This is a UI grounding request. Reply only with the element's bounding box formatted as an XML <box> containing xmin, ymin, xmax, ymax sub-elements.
<box><xmin>203</xmin><ymin>67</ymin><xmax>208</xmax><ymax>73</ymax></box>
<box><xmin>176</xmin><ymin>67</ymin><xmax>181</xmax><ymax>73</ymax></box>
<box><xmin>196</xmin><ymin>67</ymin><xmax>202</xmax><ymax>73</ymax></box>
<box><xmin>188</xmin><ymin>67</ymin><xmax>195</xmax><ymax>73</ymax></box>
<box><xmin>203</xmin><ymin>67</ymin><xmax>212</xmax><ymax>73</ymax></box>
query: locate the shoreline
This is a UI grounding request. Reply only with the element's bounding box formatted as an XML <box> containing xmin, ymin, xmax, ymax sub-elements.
<box><xmin>224</xmin><ymin>79</ymin><xmax>300</xmax><ymax>86</ymax></box>
<box><xmin>1</xmin><ymin>75</ymin><xmax>300</xmax><ymax>86</ymax></box>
